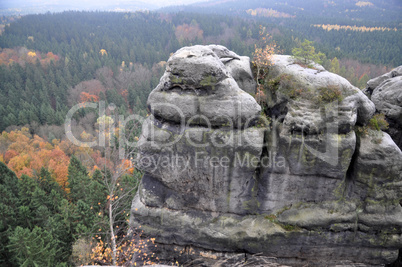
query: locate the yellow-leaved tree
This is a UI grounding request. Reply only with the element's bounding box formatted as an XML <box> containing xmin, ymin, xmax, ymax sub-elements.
<box><xmin>27</xmin><ymin>51</ymin><xmax>36</xmax><ymax>57</ymax></box>
<box><xmin>252</xmin><ymin>25</ymin><xmax>278</xmax><ymax>105</ymax></box>
<box><xmin>99</xmin><ymin>49</ymin><xmax>108</xmax><ymax>56</ymax></box>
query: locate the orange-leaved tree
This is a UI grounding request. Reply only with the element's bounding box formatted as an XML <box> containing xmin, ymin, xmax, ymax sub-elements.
<box><xmin>252</xmin><ymin>25</ymin><xmax>278</xmax><ymax>105</ymax></box>
<box><xmin>1</xmin><ymin>128</ymin><xmax>70</xmax><ymax>189</ymax></box>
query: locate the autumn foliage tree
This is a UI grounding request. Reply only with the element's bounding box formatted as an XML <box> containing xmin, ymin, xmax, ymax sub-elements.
<box><xmin>247</xmin><ymin>8</ymin><xmax>295</xmax><ymax>18</ymax></box>
<box><xmin>175</xmin><ymin>22</ymin><xmax>203</xmax><ymax>43</ymax></box>
<box><xmin>252</xmin><ymin>26</ymin><xmax>278</xmax><ymax>105</ymax></box>
<box><xmin>0</xmin><ymin>47</ymin><xmax>59</xmax><ymax>66</ymax></box>
<box><xmin>80</xmin><ymin>92</ymin><xmax>100</xmax><ymax>103</ymax></box>
<box><xmin>0</xmin><ymin>128</ymin><xmax>114</xmax><ymax>191</ymax></box>
<box><xmin>69</xmin><ymin>79</ymin><xmax>106</xmax><ymax>105</ymax></box>
<box><xmin>0</xmin><ymin>128</ymin><xmax>69</xmax><ymax>188</ymax></box>
<box><xmin>312</xmin><ymin>24</ymin><xmax>396</xmax><ymax>32</ymax></box>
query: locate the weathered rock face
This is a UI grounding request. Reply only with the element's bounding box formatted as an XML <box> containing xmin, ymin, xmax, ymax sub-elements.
<box><xmin>364</xmin><ymin>66</ymin><xmax>402</xmax><ymax>149</ymax></box>
<box><xmin>136</xmin><ymin>115</ymin><xmax>264</xmax><ymax>214</ymax></box>
<box><xmin>137</xmin><ymin>45</ymin><xmax>262</xmax><ymax>215</ymax></box>
<box><xmin>130</xmin><ymin>47</ymin><xmax>402</xmax><ymax>266</ymax></box>
<box><xmin>147</xmin><ymin>45</ymin><xmax>259</xmax><ymax>129</ymax></box>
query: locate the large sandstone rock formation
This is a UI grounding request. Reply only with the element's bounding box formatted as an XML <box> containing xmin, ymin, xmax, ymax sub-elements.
<box><xmin>364</xmin><ymin>66</ymin><xmax>402</xmax><ymax>149</ymax></box>
<box><xmin>130</xmin><ymin>46</ymin><xmax>402</xmax><ymax>266</ymax></box>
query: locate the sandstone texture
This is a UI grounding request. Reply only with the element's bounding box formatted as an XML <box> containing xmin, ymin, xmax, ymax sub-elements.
<box><xmin>147</xmin><ymin>45</ymin><xmax>259</xmax><ymax>129</ymax></box>
<box><xmin>130</xmin><ymin>47</ymin><xmax>402</xmax><ymax>266</ymax></box>
<box><xmin>364</xmin><ymin>66</ymin><xmax>402</xmax><ymax>149</ymax></box>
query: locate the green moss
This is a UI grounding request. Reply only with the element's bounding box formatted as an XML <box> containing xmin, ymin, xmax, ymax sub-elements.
<box><xmin>264</xmin><ymin>214</ymin><xmax>277</xmax><ymax>222</ymax></box>
<box><xmin>301</xmin><ymin>147</ymin><xmax>317</xmax><ymax>166</ymax></box>
<box><xmin>242</xmin><ymin>175</ymin><xmax>261</xmax><ymax>213</ymax></box>
<box><xmin>264</xmin><ymin>73</ymin><xmax>310</xmax><ymax>100</ymax></box>
<box><xmin>254</xmin><ymin>112</ymin><xmax>271</xmax><ymax>128</ymax></box>
<box><xmin>210</xmin><ymin>217</ymin><xmax>219</xmax><ymax>224</ymax></box>
<box><xmin>369</xmin><ymin>113</ymin><xmax>389</xmax><ymax>131</ymax></box>
<box><xmin>262</xmin><ymin>213</ymin><xmax>302</xmax><ymax>232</ymax></box>
<box><xmin>275</xmin><ymin>204</ymin><xmax>292</xmax><ymax>216</ymax></box>
<box><xmin>364</xmin><ymin>196</ymin><xmax>400</xmax><ymax>207</ymax></box>
<box><xmin>334</xmin><ymin>179</ymin><xmax>347</xmax><ymax>201</ymax></box>
<box><xmin>276</xmin><ymin>74</ymin><xmax>303</xmax><ymax>99</ymax></box>
<box><xmin>341</xmin><ymin>149</ymin><xmax>352</xmax><ymax>168</ymax></box>
<box><xmin>200</xmin><ymin>75</ymin><xmax>218</xmax><ymax>89</ymax></box>
<box><xmin>330</xmin><ymin>223</ymin><xmax>352</xmax><ymax>232</ymax></box>
<box><xmin>242</xmin><ymin>199</ymin><xmax>261</xmax><ymax>213</ymax></box>
<box><xmin>281</xmin><ymin>223</ymin><xmax>301</xmax><ymax>232</ymax></box>
<box><xmin>314</xmin><ymin>85</ymin><xmax>344</xmax><ymax>105</ymax></box>
<box><xmin>356</xmin><ymin>114</ymin><xmax>388</xmax><ymax>143</ymax></box>
<box><xmin>267</xmin><ymin>75</ymin><xmax>282</xmax><ymax>92</ymax></box>
<box><xmin>364</xmin><ymin>198</ymin><xmax>381</xmax><ymax>205</ymax></box>
<box><xmin>226</xmin><ymin>191</ymin><xmax>231</xmax><ymax>207</ymax></box>
<box><xmin>170</xmin><ymin>75</ymin><xmax>184</xmax><ymax>84</ymax></box>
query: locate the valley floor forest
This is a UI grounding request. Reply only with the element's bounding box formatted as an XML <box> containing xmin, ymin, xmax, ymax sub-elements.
<box><xmin>0</xmin><ymin>4</ymin><xmax>400</xmax><ymax>265</ymax></box>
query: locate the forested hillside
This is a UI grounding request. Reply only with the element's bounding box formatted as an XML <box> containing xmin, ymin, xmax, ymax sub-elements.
<box><xmin>163</xmin><ymin>0</ymin><xmax>402</xmax><ymax>66</ymax></box>
<box><xmin>0</xmin><ymin>10</ymin><xmax>399</xmax><ymax>133</ymax></box>
<box><xmin>0</xmin><ymin>8</ymin><xmax>400</xmax><ymax>265</ymax></box>
<box><xmin>165</xmin><ymin>0</ymin><xmax>402</xmax><ymax>22</ymax></box>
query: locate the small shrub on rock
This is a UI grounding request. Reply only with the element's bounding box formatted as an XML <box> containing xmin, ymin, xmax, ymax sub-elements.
<box><xmin>315</xmin><ymin>85</ymin><xmax>343</xmax><ymax>104</ymax></box>
<box><xmin>272</xmin><ymin>74</ymin><xmax>306</xmax><ymax>100</ymax></box>
<box><xmin>368</xmin><ymin>113</ymin><xmax>389</xmax><ymax>131</ymax></box>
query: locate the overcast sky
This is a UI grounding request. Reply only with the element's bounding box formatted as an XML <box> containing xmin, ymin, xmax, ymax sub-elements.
<box><xmin>126</xmin><ymin>0</ymin><xmax>203</xmax><ymax>7</ymax></box>
<box><xmin>1</xmin><ymin>0</ymin><xmax>206</xmax><ymax>9</ymax></box>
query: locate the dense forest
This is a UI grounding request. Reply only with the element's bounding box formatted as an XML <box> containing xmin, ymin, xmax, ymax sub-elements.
<box><xmin>0</xmin><ymin>7</ymin><xmax>400</xmax><ymax>265</ymax></box>
<box><xmin>163</xmin><ymin>0</ymin><xmax>402</xmax><ymax>22</ymax></box>
<box><xmin>0</xmin><ymin>10</ymin><xmax>399</xmax><ymax>132</ymax></box>
<box><xmin>163</xmin><ymin>0</ymin><xmax>401</xmax><ymax>66</ymax></box>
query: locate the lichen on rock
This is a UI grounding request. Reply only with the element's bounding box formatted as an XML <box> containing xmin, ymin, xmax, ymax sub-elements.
<box><xmin>147</xmin><ymin>45</ymin><xmax>260</xmax><ymax>129</ymax></box>
<box><xmin>364</xmin><ymin>65</ymin><xmax>402</xmax><ymax>149</ymax></box>
<box><xmin>129</xmin><ymin>46</ymin><xmax>402</xmax><ymax>266</ymax></box>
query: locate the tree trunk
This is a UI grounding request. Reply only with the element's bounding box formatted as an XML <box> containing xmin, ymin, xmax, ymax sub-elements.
<box><xmin>109</xmin><ymin>195</ymin><xmax>117</xmax><ymax>266</ymax></box>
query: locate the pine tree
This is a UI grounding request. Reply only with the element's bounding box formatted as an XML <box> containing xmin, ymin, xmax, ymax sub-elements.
<box><xmin>74</xmin><ymin>200</ymin><xmax>96</xmax><ymax>235</ymax></box>
<box><xmin>67</xmin><ymin>155</ymin><xmax>91</xmax><ymax>203</ymax></box>
<box><xmin>0</xmin><ymin>162</ymin><xmax>20</xmax><ymax>265</ymax></box>
<box><xmin>8</xmin><ymin>226</ymin><xmax>59</xmax><ymax>267</ymax></box>
<box><xmin>17</xmin><ymin>174</ymin><xmax>39</xmax><ymax>229</ymax></box>
<box><xmin>292</xmin><ymin>39</ymin><xmax>325</xmax><ymax>65</ymax></box>
<box><xmin>330</xmin><ymin>57</ymin><xmax>340</xmax><ymax>74</ymax></box>
<box><xmin>0</xmin><ymin>105</ymin><xmax>5</xmax><ymax>131</ymax></box>
<box><xmin>87</xmin><ymin>169</ymin><xmax>107</xmax><ymax>213</ymax></box>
